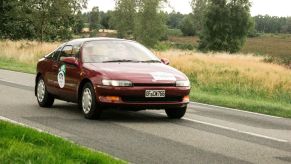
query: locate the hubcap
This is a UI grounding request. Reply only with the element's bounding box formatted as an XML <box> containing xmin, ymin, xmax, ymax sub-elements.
<box><xmin>37</xmin><ymin>79</ymin><xmax>45</xmax><ymax>102</ymax></box>
<box><xmin>82</xmin><ymin>88</ymin><xmax>92</xmax><ymax>114</ymax></box>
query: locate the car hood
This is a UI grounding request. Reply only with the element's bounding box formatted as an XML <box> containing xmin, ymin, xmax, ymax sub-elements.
<box><xmin>86</xmin><ymin>63</ymin><xmax>188</xmax><ymax>84</ymax></box>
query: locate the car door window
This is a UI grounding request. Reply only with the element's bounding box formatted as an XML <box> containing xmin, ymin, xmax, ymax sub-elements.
<box><xmin>58</xmin><ymin>45</ymin><xmax>74</xmax><ymax>61</ymax></box>
<box><xmin>46</xmin><ymin>47</ymin><xmax>62</xmax><ymax>61</ymax></box>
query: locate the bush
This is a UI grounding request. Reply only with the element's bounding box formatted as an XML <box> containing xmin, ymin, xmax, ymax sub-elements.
<box><xmin>174</xmin><ymin>43</ymin><xmax>195</xmax><ymax>50</ymax></box>
<box><xmin>180</xmin><ymin>15</ymin><xmax>196</xmax><ymax>36</ymax></box>
<box><xmin>154</xmin><ymin>42</ymin><xmax>171</xmax><ymax>51</ymax></box>
<box><xmin>167</xmin><ymin>29</ymin><xmax>183</xmax><ymax>37</ymax></box>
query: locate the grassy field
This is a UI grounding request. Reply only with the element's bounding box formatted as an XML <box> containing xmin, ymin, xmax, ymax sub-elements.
<box><xmin>0</xmin><ymin>120</ymin><xmax>125</xmax><ymax>163</ymax></box>
<box><xmin>168</xmin><ymin>34</ymin><xmax>291</xmax><ymax>66</ymax></box>
<box><xmin>0</xmin><ymin>40</ymin><xmax>291</xmax><ymax>118</ymax></box>
<box><xmin>0</xmin><ymin>57</ymin><xmax>36</xmax><ymax>74</ymax></box>
<box><xmin>0</xmin><ymin>40</ymin><xmax>59</xmax><ymax>73</ymax></box>
<box><xmin>157</xmin><ymin>50</ymin><xmax>291</xmax><ymax>117</ymax></box>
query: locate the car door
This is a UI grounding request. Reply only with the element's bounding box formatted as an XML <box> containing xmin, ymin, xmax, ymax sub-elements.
<box><xmin>55</xmin><ymin>45</ymin><xmax>81</xmax><ymax>102</ymax></box>
<box><xmin>45</xmin><ymin>46</ymin><xmax>62</xmax><ymax>95</ymax></box>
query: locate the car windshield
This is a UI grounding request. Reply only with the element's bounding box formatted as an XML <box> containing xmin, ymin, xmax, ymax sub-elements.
<box><xmin>82</xmin><ymin>40</ymin><xmax>161</xmax><ymax>63</ymax></box>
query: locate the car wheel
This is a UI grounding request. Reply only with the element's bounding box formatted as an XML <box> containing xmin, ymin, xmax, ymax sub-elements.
<box><xmin>36</xmin><ymin>77</ymin><xmax>54</xmax><ymax>108</ymax></box>
<box><xmin>81</xmin><ymin>83</ymin><xmax>102</xmax><ymax>119</ymax></box>
<box><xmin>165</xmin><ymin>106</ymin><xmax>187</xmax><ymax>119</ymax></box>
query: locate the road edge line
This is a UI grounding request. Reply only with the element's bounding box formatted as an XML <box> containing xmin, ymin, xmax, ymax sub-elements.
<box><xmin>0</xmin><ymin>115</ymin><xmax>126</xmax><ymax>162</ymax></box>
<box><xmin>190</xmin><ymin>102</ymin><xmax>283</xmax><ymax>119</ymax></box>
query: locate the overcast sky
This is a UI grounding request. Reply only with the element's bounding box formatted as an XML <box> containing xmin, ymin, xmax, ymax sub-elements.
<box><xmin>85</xmin><ymin>0</ymin><xmax>291</xmax><ymax>17</ymax></box>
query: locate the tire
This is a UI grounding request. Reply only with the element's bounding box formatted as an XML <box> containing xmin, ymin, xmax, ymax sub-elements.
<box><xmin>81</xmin><ymin>83</ymin><xmax>102</xmax><ymax>119</ymax></box>
<box><xmin>165</xmin><ymin>106</ymin><xmax>187</xmax><ymax>119</ymax></box>
<box><xmin>36</xmin><ymin>77</ymin><xmax>54</xmax><ymax>108</ymax></box>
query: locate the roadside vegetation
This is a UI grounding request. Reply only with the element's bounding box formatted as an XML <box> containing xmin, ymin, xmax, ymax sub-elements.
<box><xmin>0</xmin><ymin>120</ymin><xmax>125</xmax><ymax>163</ymax></box>
<box><xmin>0</xmin><ymin>40</ymin><xmax>291</xmax><ymax>118</ymax></box>
<box><xmin>1</xmin><ymin>0</ymin><xmax>291</xmax><ymax>119</ymax></box>
<box><xmin>157</xmin><ymin>50</ymin><xmax>291</xmax><ymax>118</ymax></box>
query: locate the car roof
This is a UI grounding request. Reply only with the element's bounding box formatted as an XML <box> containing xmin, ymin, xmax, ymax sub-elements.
<box><xmin>67</xmin><ymin>37</ymin><xmax>130</xmax><ymax>45</ymax></box>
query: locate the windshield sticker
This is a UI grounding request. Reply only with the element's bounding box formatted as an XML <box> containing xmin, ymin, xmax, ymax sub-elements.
<box><xmin>58</xmin><ymin>64</ymin><xmax>66</xmax><ymax>88</ymax></box>
<box><xmin>151</xmin><ymin>72</ymin><xmax>176</xmax><ymax>81</ymax></box>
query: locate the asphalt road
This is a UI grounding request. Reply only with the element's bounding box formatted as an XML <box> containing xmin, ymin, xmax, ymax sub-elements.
<box><xmin>1</xmin><ymin>69</ymin><xmax>291</xmax><ymax>164</ymax></box>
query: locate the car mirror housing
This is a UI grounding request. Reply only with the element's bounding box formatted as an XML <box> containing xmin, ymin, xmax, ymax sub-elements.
<box><xmin>161</xmin><ymin>58</ymin><xmax>170</xmax><ymax>65</ymax></box>
<box><xmin>60</xmin><ymin>57</ymin><xmax>79</xmax><ymax>66</ymax></box>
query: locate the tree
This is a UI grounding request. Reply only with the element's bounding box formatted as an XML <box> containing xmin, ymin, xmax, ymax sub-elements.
<box><xmin>191</xmin><ymin>0</ymin><xmax>208</xmax><ymax>34</ymax></box>
<box><xmin>180</xmin><ymin>14</ymin><xmax>196</xmax><ymax>36</ymax></box>
<box><xmin>0</xmin><ymin>0</ymin><xmax>36</xmax><ymax>40</ymax></box>
<box><xmin>89</xmin><ymin>6</ymin><xmax>100</xmax><ymax>31</ymax></box>
<box><xmin>254</xmin><ymin>15</ymin><xmax>287</xmax><ymax>33</ymax></box>
<box><xmin>167</xmin><ymin>12</ymin><xmax>184</xmax><ymax>29</ymax></box>
<box><xmin>74</xmin><ymin>11</ymin><xmax>85</xmax><ymax>34</ymax></box>
<box><xmin>134</xmin><ymin>0</ymin><xmax>167</xmax><ymax>47</ymax></box>
<box><xmin>0</xmin><ymin>0</ymin><xmax>87</xmax><ymax>41</ymax></box>
<box><xmin>198</xmin><ymin>0</ymin><xmax>252</xmax><ymax>53</ymax></box>
<box><xmin>280</xmin><ymin>17</ymin><xmax>291</xmax><ymax>33</ymax></box>
<box><xmin>99</xmin><ymin>11</ymin><xmax>115</xmax><ymax>29</ymax></box>
<box><xmin>113</xmin><ymin>0</ymin><xmax>136</xmax><ymax>38</ymax></box>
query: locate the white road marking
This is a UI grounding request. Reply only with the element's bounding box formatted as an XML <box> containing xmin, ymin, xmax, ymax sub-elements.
<box><xmin>0</xmin><ymin>78</ymin><xmax>285</xmax><ymax>120</ymax></box>
<box><xmin>190</xmin><ymin>102</ymin><xmax>283</xmax><ymax>119</ymax></box>
<box><xmin>0</xmin><ymin>115</ymin><xmax>131</xmax><ymax>162</ymax></box>
<box><xmin>0</xmin><ymin>116</ymin><xmax>44</xmax><ymax>132</ymax></box>
<box><xmin>0</xmin><ymin>74</ymin><xmax>289</xmax><ymax>143</ymax></box>
<box><xmin>182</xmin><ymin>117</ymin><xmax>288</xmax><ymax>143</ymax></box>
<box><xmin>155</xmin><ymin>113</ymin><xmax>288</xmax><ymax>143</ymax></box>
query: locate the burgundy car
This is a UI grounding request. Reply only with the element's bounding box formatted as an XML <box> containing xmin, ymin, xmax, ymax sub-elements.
<box><xmin>35</xmin><ymin>38</ymin><xmax>191</xmax><ymax>119</ymax></box>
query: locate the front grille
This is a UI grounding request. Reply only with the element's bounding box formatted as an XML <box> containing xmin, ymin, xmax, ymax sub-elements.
<box><xmin>122</xmin><ymin>96</ymin><xmax>183</xmax><ymax>103</ymax></box>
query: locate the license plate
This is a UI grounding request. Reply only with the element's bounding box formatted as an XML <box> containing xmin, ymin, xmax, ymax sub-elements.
<box><xmin>145</xmin><ymin>90</ymin><xmax>166</xmax><ymax>98</ymax></box>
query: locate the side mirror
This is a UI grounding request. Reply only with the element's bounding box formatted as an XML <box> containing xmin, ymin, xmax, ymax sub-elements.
<box><xmin>161</xmin><ymin>58</ymin><xmax>170</xmax><ymax>65</ymax></box>
<box><xmin>60</xmin><ymin>57</ymin><xmax>79</xmax><ymax>67</ymax></box>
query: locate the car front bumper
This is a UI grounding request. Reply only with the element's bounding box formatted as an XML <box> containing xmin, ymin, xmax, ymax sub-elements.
<box><xmin>94</xmin><ymin>85</ymin><xmax>190</xmax><ymax>109</ymax></box>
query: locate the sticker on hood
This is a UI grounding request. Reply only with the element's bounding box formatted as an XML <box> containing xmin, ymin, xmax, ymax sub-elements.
<box><xmin>150</xmin><ymin>72</ymin><xmax>176</xmax><ymax>81</ymax></box>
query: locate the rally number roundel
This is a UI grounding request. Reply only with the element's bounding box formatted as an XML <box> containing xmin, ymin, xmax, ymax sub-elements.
<box><xmin>58</xmin><ymin>64</ymin><xmax>66</xmax><ymax>88</ymax></box>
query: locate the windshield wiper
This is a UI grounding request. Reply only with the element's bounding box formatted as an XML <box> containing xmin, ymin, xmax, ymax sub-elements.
<box><xmin>103</xmin><ymin>59</ymin><xmax>139</xmax><ymax>63</ymax></box>
<box><xmin>140</xmin><ymin>60</ymin><xmax>161</xmax><ymax>63</ymax></box>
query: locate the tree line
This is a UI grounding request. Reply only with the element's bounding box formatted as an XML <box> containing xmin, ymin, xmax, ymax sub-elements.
<box><xmin>85</xmin><ymin>0</ymin><xmax>253</xmax><ymax>52</ymax></box>
<box><xmin>254</xmin><ymin>15</ymin><xmax>291</xmax><ymax>34</ymax></box>
<box><xmin>1</xmin><ymin>0</ymin><xmax>290</xmax><ymax>53</ymax></box>
<box><xmin>0</xmin><ymin>0</ymin><xmax>87</xmax><ymax>41</ymax></box>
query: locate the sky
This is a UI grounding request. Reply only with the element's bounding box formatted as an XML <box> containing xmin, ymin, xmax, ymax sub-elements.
<box><xmin>85</xmin><ymin>0</ymin><xmax>291</xmax><ymax>17</ymax></box>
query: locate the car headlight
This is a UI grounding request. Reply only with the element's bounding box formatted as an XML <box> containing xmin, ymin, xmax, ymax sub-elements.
<box><xmin>176</xmin><ymin>80</ymin><xmax>190</xmax><ymax>87</ymax></box>
<box><xmin>102</xmin><ymin>80</ymin><xmax>133</xmax><ymax>87</ymax></box>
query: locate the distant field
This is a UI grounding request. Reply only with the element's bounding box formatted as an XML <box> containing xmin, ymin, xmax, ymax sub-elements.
<box><xmin>242</xmin><ymin>34</ymin><xmax>291</xmax><ymax>65</ymax></box>
<box><xmin>0</xmin><ymin>40</ymin><xmax>291</xmax><ymax>118</ymax></box>
<box><xmin>169</xmin><ymin>34</ymin><xmax>291</xmax><ymax>66</ymax></box>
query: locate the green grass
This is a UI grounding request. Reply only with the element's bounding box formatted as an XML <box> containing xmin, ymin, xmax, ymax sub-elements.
<box><xmin>0</xmin><ymin>120</ymin><xmax>126</xmax><ymax>164</ymax></box>
<box><xmin>187</xmin><ymin>70</ymin><xmax>291</xmax><ymax>118</ymax></box>
<box><xmin>0</xmin><ymin>57</ymin><xmax>35</xmax><ymax>74</ymax></box>
<box><xmin>190</xmin><ymin>89</ymin><xmax>291</xmax><ymax>118</ymax></box>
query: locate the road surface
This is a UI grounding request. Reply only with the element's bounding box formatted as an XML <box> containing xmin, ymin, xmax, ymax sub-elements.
<box><xmin>0</xmin><ymin>69</ymin><xmax>291</xmax><ymax>164</ymax></box>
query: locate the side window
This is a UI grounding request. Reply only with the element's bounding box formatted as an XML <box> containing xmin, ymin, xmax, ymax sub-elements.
<box><xmin>52</xmin><ymin>48</ymin><xmax>62</xmax><ymax>61</ymax></box>
<box><xmin>58</xmin><ymin>45</ymin><xmax>74</xmax><ymax>61</ymax></box>
<box><xmin>72</xmin><ymin>45</ymin><xmax>81</xmax><ymax>58</ymax></box>
<box><xmin>46</xmin><ymin>47</ymin><xmax>61</xmax><ymax>61</ymax></box>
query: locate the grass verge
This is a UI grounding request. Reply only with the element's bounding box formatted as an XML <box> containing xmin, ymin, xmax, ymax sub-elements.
<box><xmin>191</xmin><ymin>90</ymin><xmax>291</xmax><ymax>118</ymax></box>
<box><xmin>0</xmin><ymin>57</ymin><xmax>35</xmax><ymax>74</ymax></box>
<box><xmin>0</xmin><ymin>120</ymin><xmax>126</xmax><ymax>163</ymax></box>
